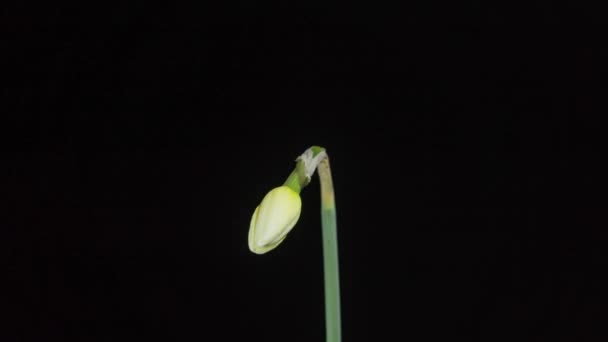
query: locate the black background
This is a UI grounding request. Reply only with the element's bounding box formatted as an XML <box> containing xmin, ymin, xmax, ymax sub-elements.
<box><xmin>2</xmin><ymin>4</ymin><xmax>607</xmax><ymax>342</ymax></box>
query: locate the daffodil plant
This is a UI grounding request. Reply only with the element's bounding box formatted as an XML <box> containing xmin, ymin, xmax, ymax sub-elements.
<box><xmin>248</xmin><ymin>146</ymin><xmax>341</xmax><ymax>342</ymax></box>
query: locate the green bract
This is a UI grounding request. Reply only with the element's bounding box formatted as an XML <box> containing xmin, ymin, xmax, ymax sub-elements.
<box><xmin>248</xmin><ymin>186</ymin><xmax>302</xmax><ymax>254</ymax></box>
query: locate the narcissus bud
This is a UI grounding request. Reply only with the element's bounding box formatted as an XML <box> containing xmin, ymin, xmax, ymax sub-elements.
<box><xmin>248</xmin><ymin>146</ymin><xmax>327</xmax><ymax>254</ymax></box>
<box><xmin>248</xmin><ymin>186</ymin><xmax>302</xmax><ymax>254</ymax></box>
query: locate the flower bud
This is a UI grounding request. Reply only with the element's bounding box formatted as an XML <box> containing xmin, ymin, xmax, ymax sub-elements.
<box><xmin>248</xmin><ymin>186</ymin><xmax>302</xmax><ymax>254</ymax></box>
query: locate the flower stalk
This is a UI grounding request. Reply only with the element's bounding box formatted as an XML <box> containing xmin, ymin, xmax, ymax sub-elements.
<box><xmin>317</xmin><ymin>155</ymin><xmax>341</xmax><ymax>342</ymax></box>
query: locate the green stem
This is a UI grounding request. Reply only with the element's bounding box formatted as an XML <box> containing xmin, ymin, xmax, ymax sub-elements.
<box><xmin>283</xmin><ymin>159</ymin><xmax>309</xmax><ymax>194</ymax></box>
<box><xmin>283</xmin><ymin>168</ymin><xmax>302</xmax><ymax>193</ymax></box>
<box><xmin>317</xmin><ymin>156</ymin><xmax>341</xmax><ymax>342</ymax></box>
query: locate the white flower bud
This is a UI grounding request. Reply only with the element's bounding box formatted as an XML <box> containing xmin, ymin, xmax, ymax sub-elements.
<box><xmin>248</xmin><ymin>186</ymin><xmax>302</xmax><ymax>254</ymax></box>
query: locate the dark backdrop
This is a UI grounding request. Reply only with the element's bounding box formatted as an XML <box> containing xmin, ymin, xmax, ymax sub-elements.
<box><xmin>2</xmin><ymin>5</ymin><xmax>606</xmax><ymax>342</ymax></box>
